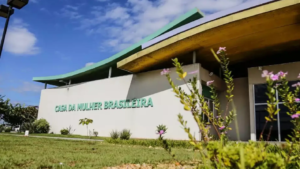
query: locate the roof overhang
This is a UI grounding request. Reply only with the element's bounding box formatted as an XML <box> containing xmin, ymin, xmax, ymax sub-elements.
<box><xmin>32</xmin><ymin>8</ymin><xmax>204</xmax><ymax>86</ymax></box>
<box><xmin>117</xmin><ymin>0</ymin><xmax>300</xmax><ymax>73</ymax></box>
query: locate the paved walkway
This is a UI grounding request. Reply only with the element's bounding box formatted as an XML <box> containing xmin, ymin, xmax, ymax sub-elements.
<box><xmin>1</xmin><ymin>134</ymin><xmax>103</xmax><ymax>142</ymax></box>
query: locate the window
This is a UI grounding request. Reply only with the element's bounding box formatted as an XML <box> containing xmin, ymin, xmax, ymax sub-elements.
<box><xmin>254</xmin><ymin>81</ymin><xmax>298</xmax><ymax>141</ymax></box>
<box><xmin>202</xmin><ymin>98</ymin><xmax>215</xmax><ymax>124</ymax></box>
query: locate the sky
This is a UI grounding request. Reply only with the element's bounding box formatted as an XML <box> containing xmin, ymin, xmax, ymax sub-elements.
<box><xmin>0</xmin><ymin>0</ymin><xmax>251</xmax><ymax>106</ymax></box>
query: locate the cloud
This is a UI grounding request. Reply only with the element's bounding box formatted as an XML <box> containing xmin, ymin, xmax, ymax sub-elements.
<box><xmin>96</xmin><ymin>0</ymin><xmax>108</xmax><ymax>2</ymax></box>
<box><xmin>4</xmin><ymin>18</ymin><xmax>40</xmax><ymax>55</ymax></box>
<box><xmin>13</xmin><ymin>82</ymin><xmax>43</xmax><ymax>93</ymax></box>
<box><xmin>60</xmin><ymin>5</ymin><xmax>82</xmax><ymax>19</ymax></box>
<box><xmin>85</xmin><ymin>62</ymin><xmax>95</xmax><ymax>67</ymax></box>
<box><xmin>66</xmin><ymin>0</ymin><xmax>250</xmax><ymax>51</ymax></box>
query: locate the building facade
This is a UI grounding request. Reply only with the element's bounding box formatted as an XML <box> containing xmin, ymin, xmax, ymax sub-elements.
<box><xmin>33</xmin><ymin>0</ymin><xmax>300</xmax><ymax>141</ymax></box>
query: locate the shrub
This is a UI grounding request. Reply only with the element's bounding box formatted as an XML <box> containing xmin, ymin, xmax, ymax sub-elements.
<box><xmin>22</xmin><ymin>122</ymin><xmax>36</xmax><ymax>133</ymax></box>
<box><xmin>60</xmin><ymin>129</ymin><xmax>69</xmax><ymax>135</ymax></box>
<box><xmin>93</xmin><ymin>131</ymin><xmax>98</xmax><ymax>137</ymax></box>
<box><xmin>0</xmin><ymin>125</ymin><xmax>4</xmax><ymax>132</ymax></box>
<box><xmin>4</xmin><ymin>127</ymin><xmax>11</xmax><ymax>133</ymax></box>
<box><xmin>120</xmin><ymin>129</ymin><xmax>131</xmax><ymax>140</ymax></box>
<box><xmin>33</xmin><ymin>119</ymin><xmax>50</xmax><ymax>133</ymax></box>
<box><xmin>110</xmin><ymin>130</ymin><xmax>119</xmax><ymax>139</ymax></box>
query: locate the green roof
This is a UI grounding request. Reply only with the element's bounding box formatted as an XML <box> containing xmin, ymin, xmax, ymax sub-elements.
<box><xmin>33</xmin><ymin>8</ymin><xmax>204</xmax><ymax>86</ymax></box>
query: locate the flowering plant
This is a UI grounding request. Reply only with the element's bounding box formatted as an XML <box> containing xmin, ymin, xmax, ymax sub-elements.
<box><xmin>161</xmin><ymin>47</ymin><xmax>236</xmax><ymax>146</ymax></box>
<box><xmin>156</xmin><ymin>47</ymin><xmax>300</xmax><ymax>168</ymax></box>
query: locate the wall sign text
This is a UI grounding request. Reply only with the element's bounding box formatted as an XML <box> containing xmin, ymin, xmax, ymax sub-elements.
<box><xmin>55</xmin><ymin>98</ymin><xmax>153</xmax><ymax>112</ymax></box>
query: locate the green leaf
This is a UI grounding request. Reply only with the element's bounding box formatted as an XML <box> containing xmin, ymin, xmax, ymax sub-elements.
<box><xmin>265</xmin><ymin>117</ymin><xmax>271</xmax><ymax>122</ymax></box>
<box><xmin>184</xmin><ymin>105</ymin><xmax>191</xmax><ymax>111</ymax></box>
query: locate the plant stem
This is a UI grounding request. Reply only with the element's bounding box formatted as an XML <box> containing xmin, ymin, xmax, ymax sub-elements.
<box><xmin>259</xmin><ymin>121</ymin><xmax>268</xmax><ymax>141</ymax></box>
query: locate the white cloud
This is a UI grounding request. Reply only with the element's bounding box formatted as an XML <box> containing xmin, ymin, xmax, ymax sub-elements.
<box><xmin>85</xmin><ymin>62</ymin><xmax>95</xmax><ymax>67</ymax></box>
<box><xmin>4</xmin><ymin>18</ymin><xmax>40</xmax><ymax>55</ymax></box>
<box><xmin>60</xmin><ymin>5</ymin><xmax>82</xmax><ymax>19</ymax></box>
<box><xmin>69</xmin><ymin>0</ymin><xmax>251</xmax><ymax>51</ymax></box>
<box><xmin>14</xmin><ymin>82</ymin><xmax>43</xmax><ymax>93</ymax></box>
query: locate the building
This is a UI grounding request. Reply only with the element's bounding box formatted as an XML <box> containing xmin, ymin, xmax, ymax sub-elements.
<box><xmin>33</xmin><ymin>0</ymin><xmax>300</xmax><ymax>142</ymax></box>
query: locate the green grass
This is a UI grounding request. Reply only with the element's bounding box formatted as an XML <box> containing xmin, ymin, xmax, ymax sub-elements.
<box><xmin>0</xmin><ymin>135</ymin><xmax>200</xmax><ymax>169</ymax></box>
<box><xmin>2</xmin><ymin>133</ymin><xmax>193</xmax><ymax>148</ymax></box>
<box><xmin>2</xmin><ymin>132</ymin><xmax>106</xmax><ymax>140</ymax></box>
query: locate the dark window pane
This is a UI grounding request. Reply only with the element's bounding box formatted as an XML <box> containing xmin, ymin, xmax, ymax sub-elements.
<box><xmin>254</xmin><ymin>84</ymin><xmax>268</xmax><ymax>103</ymax></box>
<box><xmin>279</xmin><ymin>104</ymin><xmax>294</xmax><ymax>141</ymax></box>
<box><xmin>255</xmin><ymin>105</ymin><xmax>279</xmax><ymax>141</ymax></box>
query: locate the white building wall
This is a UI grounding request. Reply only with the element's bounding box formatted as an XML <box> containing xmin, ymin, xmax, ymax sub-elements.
<box><xmin>38</xmin><ymin>64</ymin><xmax>202</xmax><ymax>140</ymax></box>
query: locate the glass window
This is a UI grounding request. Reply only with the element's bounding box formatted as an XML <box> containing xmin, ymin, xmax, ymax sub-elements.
<box><xmin>279</xmin><ymin>104</ymin><xmax>293</xmax><ymax>141</ymax></box>
<box><xmin>255</xmin><ymin>105</ymin><xmax>279</xmax><ymax>141</ymax></box>
<box><xmin>254</xmin><ymin>84</ymin><xmax>268</xmax><ymax>103</ymax></box>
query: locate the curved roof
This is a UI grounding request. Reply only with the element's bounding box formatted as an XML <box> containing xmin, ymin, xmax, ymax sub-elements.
<box><xmin>33</xmin><ymin>8</ymin><xmax>204</xmax><ymax>86</ymax></box>
<box><xmin>117</xmin><ymin>0</ymin><xmax>300</xmax><ymax>73</ymax></box>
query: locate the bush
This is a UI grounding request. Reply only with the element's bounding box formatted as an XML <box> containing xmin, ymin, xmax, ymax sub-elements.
<box><xmin>93</xmin><ymin>131</ymin><xmax>98</xmax><ymax>137</ymax></box>
<box><xmin>4</xmin><ymin>127</ymin><xmax>11</xmax><ymax>133</ymax></box>
<box><xmin>22</xmin><ymin>122</ymin><xmax>36</xmax><ymax>133</ymax></box>
<box><xmin>33</xmin><ymin>119</ymin><xmax>50</xmax><ymax>133</ymax></box>
<box><xmin>0</xmin><ymin>125</ymin><xmax>4</xmax><ymax>132</ymax></box>
<box><xmin>60</xmin><ymin>129</ymin><xmax>69</xmax><ymax>135</ymax></box>
<box><xmin>120</xmin><ymin>129</ymin><xmax>131</xmax><ymax>140</ymax></box>
<box><xmin>110</xmin><ymin>130</ymin><xmax>119</xmax><ymax>139</ymax></box>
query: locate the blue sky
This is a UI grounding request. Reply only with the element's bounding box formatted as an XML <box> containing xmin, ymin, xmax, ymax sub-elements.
<box><xmin>0</xmin><ymin>0</ymin><xmax>248</xmax><ymax>106</ymax></box>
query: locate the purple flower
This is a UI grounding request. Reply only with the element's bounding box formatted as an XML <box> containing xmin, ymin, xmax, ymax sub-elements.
<box><xmin>277</xmin><ymin>71</ymin><xmax>288</xmax><ymax>78</ymax></box>
<box><xmin>270</xmin><ymin>74</ymin><xmax>279</xmax><ymax>81</ymax></box>
<box><xmin>291</xmin><ymin>114</ymin><xmax>300</xmax><ymax>119</ymax></box>
<box><xmin>217</xmin><ymin>47</ymin><xmax>226</xmax><ymax>54</ymax></box>
<box><xmin>160</xmin><ymin>69</ymin><xmax>170</xmax><ymax>75</ymax></box>
<box><xmin>219</xmin><ymin>126</ymin><xmax>225</xmax><ymax>130</ymax></box>
<box><xmin>295</xmin><ymin>98</ymin><xmax>300</xmax><ymax>102</ymax></box>
<box><xmin>207</xmin><ymin>80</ymin><xmax>214</xmax><ymax>86</ymax></box>
<box><xmin>292</xmin><ymin>82</ymin><xmax>300</xmax><ymax>87</ymax></box>
<box><xmin>188</xmin><ymin>70</ymin><xmax>198</xmax><ymax>75</ymax></box>
<box><xmin>158</xmin><ymin>130</ymin><xmax>164</xmax><ymax>135</ymax></box>
<box><xmin>261</xmin><ymin>70</ymin><xmax>268</xmax><ymax>78</ymax></box>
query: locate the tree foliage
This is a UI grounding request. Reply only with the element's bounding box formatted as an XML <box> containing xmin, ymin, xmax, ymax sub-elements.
<box><xmin>0</xmin><ymin>95</ymin><xmax>38</xmax><ymax>126</ymax></box>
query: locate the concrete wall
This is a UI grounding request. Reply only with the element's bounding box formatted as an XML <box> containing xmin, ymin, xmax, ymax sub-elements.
<box><xmin>219</xmin><ymin>78</ymin><xmax>250</xmax><ymax>141</ymax></box>
<box><xmin>38</xmin><ymin>64</ymin><xmax>202</xmax><ymax>140</ymax></box>
<box><xmin>248</xmin><ymin>61</ymin><xmax>300</xmax><ymax>141</ymax></box>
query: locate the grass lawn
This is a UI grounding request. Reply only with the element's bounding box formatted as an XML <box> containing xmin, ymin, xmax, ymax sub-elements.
<box><xmin>2</xmin><ymin>132</ymin><xmax>106</xmax><ymax>140</ymax></box>
<box><xmin>0</xmin><ymin>135</ymin><xmax>200</xmax><ymax>169</ymax></box>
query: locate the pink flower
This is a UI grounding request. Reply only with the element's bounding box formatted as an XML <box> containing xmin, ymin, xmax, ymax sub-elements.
<box><xmin>261</xmin><ymin>70</ymin><xmax>269</xmax><ymax>78</ymax></box>
<box><xmin>188</xmin><ymin>70</ymin><xmax>198</xmax><ymax>75</ymax></box>
<box><xmin>277</xmin><ymin>71</ymin><xmax>288</xmax><ymax>78</ymax></box>
<box><xmin>219</xmin><ymin>126</ymin><xmax>225</xmax><ymax>130</ymax></box>
<box><xmin>158</xmin><ymin>130</ymin><xmax>164</xmax><ymax>135</ymax></box>
<box><xmin>160</xmin><ymin>69</ymin><xmax>170</xmax><ymax>75</ymax></box>
<box><xmin>292</xmin><ymin>82</ymin><xmax>300</xmax><ymax>87</ymax></box>
<box><xmin>291</xmin><ymin>114</ymin><xmax>300</xmax><ymax>119</ymax></box>
<box><xmin>216</xmin><ymin>47</ymin><xmax>226</xmax><ymax>54</ymax></box>
<box><xmin>207</xmin><ymin>80</ymin><xmax>214</xmax><ymax>86</ymax></box>
<box><xmin>295</xmin><ymin>98</ymin><xmax>300</xmax><ymax>102</ymax></box>
<box><xmin>270</xmin><ymin>74</ymin><xmax>279</xmax><ymax>81</ymax></box>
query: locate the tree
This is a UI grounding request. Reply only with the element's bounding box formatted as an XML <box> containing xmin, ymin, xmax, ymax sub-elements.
<box><xmin>79</xmin><ymin>118</ymin><xmax>93</xmax><ymax>138</ymax></box>
<box><xmin>0</xmin><ymin>95</ymin><xmax>38</xmax><ymax>129</ymax></box>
